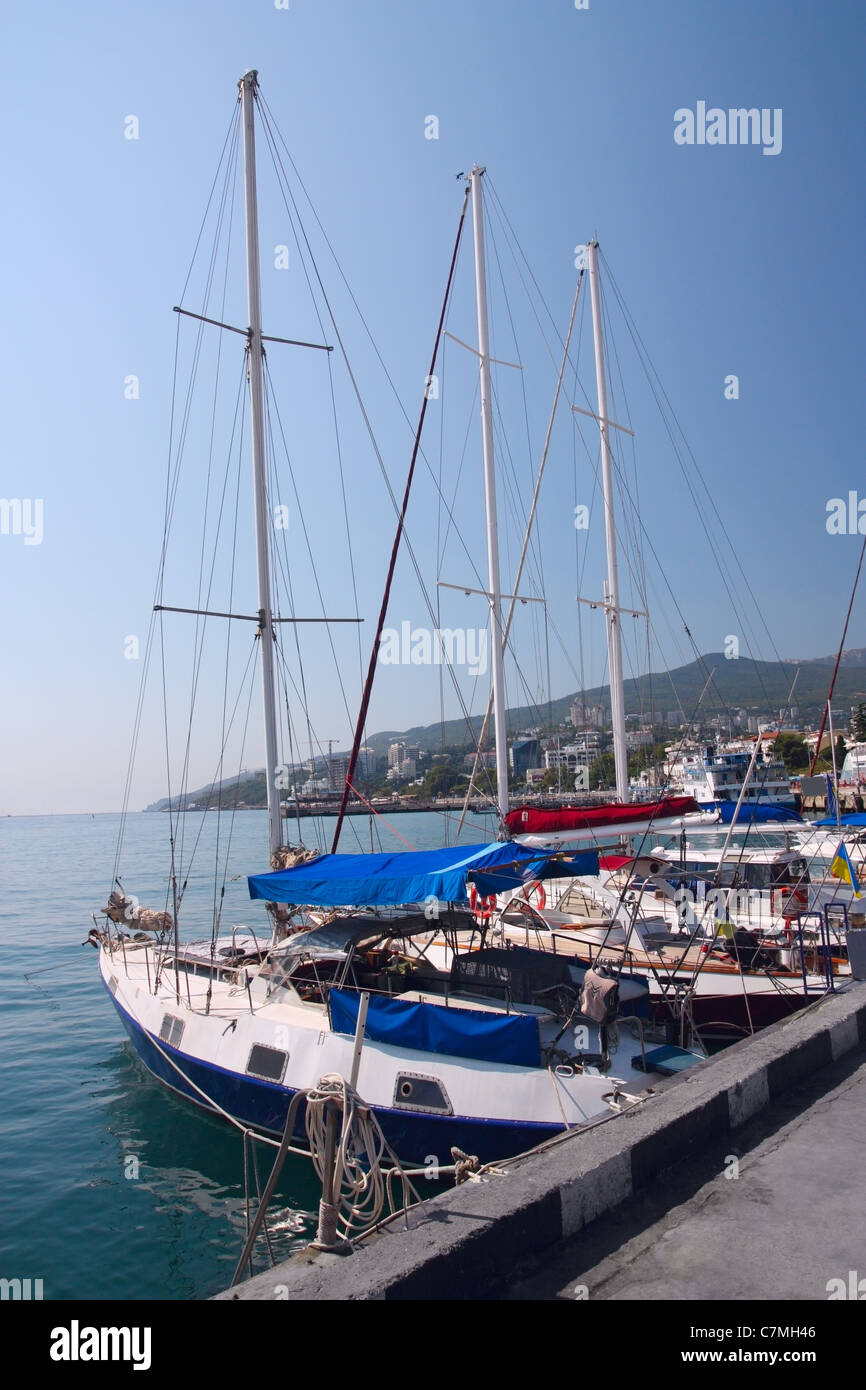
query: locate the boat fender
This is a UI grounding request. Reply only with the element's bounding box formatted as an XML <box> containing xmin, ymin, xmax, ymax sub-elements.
<box><xmin>580</xmin><ymin>966</ymin><xmax>619</xmax><ymax>1024</ymax></box>
<box><xmin>85</xmin><ymin>927</ymin><xmax>102</xmax><ymax>949</ymax></box>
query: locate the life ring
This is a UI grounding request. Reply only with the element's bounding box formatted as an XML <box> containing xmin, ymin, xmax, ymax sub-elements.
<box><xmin>771</xmin><ymin>886</ymin><xmax>808</xmax><ymax>918</ymax></box>
<box><xmin>522</xmin><ymin>880</ymin><xmax>547</xmax><ymax>910</ymax></box>
<box><xmin>468</xmin><ymin>884</ymin><xmax>497</xmax><ymax>921</ymax></box>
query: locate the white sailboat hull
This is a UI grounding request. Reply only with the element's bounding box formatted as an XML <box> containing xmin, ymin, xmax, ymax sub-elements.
<box><xmin>99</xmin><ymin>940</ymin><xmax>658</xmax><ymax>1166</ymax></box>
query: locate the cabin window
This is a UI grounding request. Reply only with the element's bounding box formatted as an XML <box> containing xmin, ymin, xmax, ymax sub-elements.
<box><xmin>557</xmin><ymin>887</ymin><xmax>603</xmax><ymax>916</ymax></box>
<box><xmin>158</xmin><ymin>1014</ymin><xmax>185</xmax><ymax>1048</ymax></box>
<box><xmin>744</xmin><ymin>865</ymin><xmax>772</xmax><ymax>890</ymax></box>
<box><xmin>503</xmin><ymin>903</ymin><xmax>551</xmax><ymax>929</ymax></box>
<box><xmin>773</xmin><ymin>859</ymin><xmax>809</xmax><ymax>887</ymax></box>
<box><xmin>108</xmin><ymin>976</ymin><xmax>118</xmax><ymax>996</ymax></box>
<box><xmin>393</xmin><ymin>1073</ymin><xmax>452</xmax><ymax>1115</ymax></box>
<box><xmin>246</xmin><ymin>1043</ymin><xmax>288</xmax><ymax>1083</ymax></box>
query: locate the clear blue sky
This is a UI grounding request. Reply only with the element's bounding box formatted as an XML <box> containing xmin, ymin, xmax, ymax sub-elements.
<box><xmin>1</xmin><ymin>0</ymin><xmax>864</xmax><ymax>814</ymax></box>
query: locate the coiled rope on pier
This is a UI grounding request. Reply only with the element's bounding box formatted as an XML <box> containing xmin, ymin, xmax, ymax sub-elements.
<box><xmin>230</xmin><ymin>1070</ymin><xmax>433</xmax><ymax>1283</ymax></box>
<box><xmin>304</xmin><ymin>1074</ymin><xmax>421</xmax><ymax>1244</ymax></box>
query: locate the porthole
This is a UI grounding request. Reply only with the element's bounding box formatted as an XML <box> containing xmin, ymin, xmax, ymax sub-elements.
<box><xmin>246</xmin><ymin>1043</ymin><xmax>288</xmax><ymax>1083</ymax></box>
<box><xmin>392</xmin><ymin>1072</ymin><xmax>452</xmax><ymax>1115</ymax></box>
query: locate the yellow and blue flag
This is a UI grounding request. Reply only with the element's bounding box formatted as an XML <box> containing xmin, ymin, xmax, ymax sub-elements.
<box><xmin>830</xmin><ymin>842</ymin><xmax>862</xmax><ymax>898</ymax></box>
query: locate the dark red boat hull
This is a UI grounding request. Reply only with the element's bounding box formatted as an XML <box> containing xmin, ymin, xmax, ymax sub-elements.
<box><xmin>505</xmin><ymin>796</ymin><xmax>700</xmax><ymax>836</ymax></box>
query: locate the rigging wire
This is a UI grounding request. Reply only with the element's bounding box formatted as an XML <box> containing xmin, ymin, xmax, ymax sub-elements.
<box><xmin>174</xmin><ymin>150</ymin><xmax>245</xmax><ymax>877</ymax></box>
<box><xmin>480</xmin><ymin>191</ymin><xmax>799</xmax><ymax>752</ymax></box>
<box><xmin>263</xmin><ymin>359</ymin><xmax>359</xmax><ymax>734</ymax></box>
<box><xmin>255</xmin><ymin>108</ymin><xmax>491</xmax><ymax>788</ymax></box>
<box><xmin>112</xmin><ymin>104</ymin><xmax>242</xmax><ymax>887</ymax></box>
<box><xmin>599</xmin><ymin>249</ymin><xmax>792</xmax><ymax>711</ymax></box>
<box><xmin>808</xmin><ymin>533</ymin><xmax>866</xmax><ymax>774</ymax></box>
<box><xmin>326</xmin><ymin>182</ymin><xmax>472</xmax><ymax>848</ymax></box>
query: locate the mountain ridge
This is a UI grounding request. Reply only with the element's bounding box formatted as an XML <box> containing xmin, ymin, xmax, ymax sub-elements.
<box><xmin>144</xmin><ymin>648</ymin><xmax>866</xmax><ymax>810</ymax></box>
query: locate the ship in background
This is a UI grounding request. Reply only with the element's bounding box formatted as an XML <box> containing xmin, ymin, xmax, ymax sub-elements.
<box><xmin>679</xmin><ymin>743</ymin><xmax>796</xmax><ymax>815</ymax></box>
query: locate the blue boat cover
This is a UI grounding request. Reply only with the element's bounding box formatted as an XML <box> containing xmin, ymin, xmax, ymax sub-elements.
<box><xmin>329</xmin><ymin>987</ymin><xmax>540</xmax><ymax>1068</ymax></box>
<box><xmin>717</xmin><ymin>801</ymin><xmax>802</xmax><ymax>824</ymax></box>
<box><xmin>248</xmin><ymin>840</ymin><xmax>599</xmax><ymax>907</ymax></box>
<box><xmin>814</xmin><ymin>812</ymin><xmax>866</xmax><ymax>827</ymax></box>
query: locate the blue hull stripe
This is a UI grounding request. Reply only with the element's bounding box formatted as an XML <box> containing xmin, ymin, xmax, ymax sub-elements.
<box><xmin>104</xmin><ymin>981</ymin><xmax>563</xmax><ymax>1166</ymax></box>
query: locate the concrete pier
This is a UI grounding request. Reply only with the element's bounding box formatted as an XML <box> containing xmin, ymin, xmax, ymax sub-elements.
<box><xmin>214</xmin><ymin>982</ymin><xmax>866</xmax><ymax>1302</ymax></box>
<box><xmin>508</xmin><ymin>1035</ymin><xmax>866</xmax><ymax>1299</ymax></box>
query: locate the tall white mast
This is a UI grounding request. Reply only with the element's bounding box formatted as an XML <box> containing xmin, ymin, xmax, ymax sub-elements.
<box><xmin>240</xmin><ymin>70</ymin><xmax>282</xmax><ymax>859</ymax></box>
<box><xmin>587</xmin><ymin>240</ymin><xmax>629</xmax><ymax>803</ymax></box>
<box><xmin>470</xmin><ymin>166</ymin><xmax>509</xmax><ymax>822</ymax></box>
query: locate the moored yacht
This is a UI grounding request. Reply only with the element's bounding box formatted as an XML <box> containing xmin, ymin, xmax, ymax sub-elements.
<box><xmin>680</xmin><ymin>745</ymin><xmax>796</xmax><ymax>813</ymax></box>
<box><xmin>492</xmin><ymin>859</ymin><xmax>848</xmax><ymax>1040</ymax></box>
<box><xmin>92</xmin><ymin>78</ymin><xmax>688</xmax><ymax>1171</ymax></box>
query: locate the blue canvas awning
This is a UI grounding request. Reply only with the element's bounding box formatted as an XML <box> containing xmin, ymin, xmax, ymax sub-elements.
<box><xmin>814</xmin><ymin>812</ymin><xmax>866</xmax><ymax>828</ymax></box>
<box><xmin>329</xmin><ymin>987</ymin><xmax>541</xmax><ymax>1067</ymax></box>
<box><xmin>718</xmin><ymin>801</ymin><xmax>802</xmax><ymax>824</ymax></box>
<box><xmin>247</xmin><ymin>840</ymin><xmax>599</xmax><ymax>907</ymax></box>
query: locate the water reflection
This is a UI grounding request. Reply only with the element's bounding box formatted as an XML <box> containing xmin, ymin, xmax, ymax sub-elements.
<box><xmin>97</xmin><ymin>1043</ymin><xmax>320</xmax><ymax>1292</ymax></box>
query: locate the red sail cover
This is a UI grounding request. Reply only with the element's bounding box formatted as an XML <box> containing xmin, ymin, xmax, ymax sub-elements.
<box><xmin>504</xmin><ymin>797</ymin><xmax>700</xmax><ymax>835</ymax></box>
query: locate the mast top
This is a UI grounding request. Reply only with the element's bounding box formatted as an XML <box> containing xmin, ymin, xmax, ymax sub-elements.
<box><xmin>239</xmin><ymin>69</ymin><xmax>259</xmax><ymax>92</ymax></box>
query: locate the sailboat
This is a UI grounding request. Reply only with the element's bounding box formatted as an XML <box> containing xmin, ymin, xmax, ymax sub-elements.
<box><xmin>92</xmin><ymin>74</ymin><xmax>682</xmax><ymax>1170</ymax></box>
<box><xmin>480</xmin><ymin>241</ymin><xmax>850</xmax><ymax>1039</ymax></box>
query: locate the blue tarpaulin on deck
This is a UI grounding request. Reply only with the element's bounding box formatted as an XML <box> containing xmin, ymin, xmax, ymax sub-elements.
<box><xmin>328</xmin><ymin>987</ymin><xmax>540</xmax><ymax>1067</ymax></box>
<box><xmin>247</xmin><ymin>841</ymin><xmax>599</xmax><ymax>907</ymax></box>
<box><xmin>717</xmin><ymin>801</ymin><xmax>802</xmax><ymax>824</ymax></box>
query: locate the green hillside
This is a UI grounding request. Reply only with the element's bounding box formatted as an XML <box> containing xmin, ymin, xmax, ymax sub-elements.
<box><xmin>363</xmin><ymin>652</ymin><xmax>866</xmax><ymax>753</ymax></box>
<box><xmin>145</xmin><ymin>649</ymin><xmax>866</xmax><ymax>810</ymax></box>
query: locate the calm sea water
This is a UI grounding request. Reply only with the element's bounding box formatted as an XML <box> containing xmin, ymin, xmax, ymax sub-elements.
<box><xmin>0</xmin><ymin>807</ymin><xmax>495</xmax><ymax>1301</ymax></box>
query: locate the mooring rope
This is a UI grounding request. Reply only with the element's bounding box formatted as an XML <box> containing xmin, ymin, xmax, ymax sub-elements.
<box><xmin>303</xmin><ymin>1074</ymin><xmax>422</xmax><ymax>1244</ymax></box>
